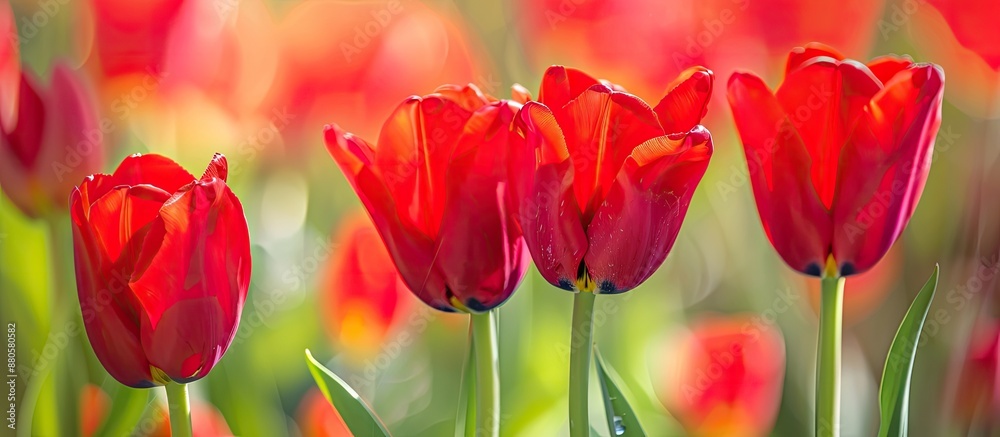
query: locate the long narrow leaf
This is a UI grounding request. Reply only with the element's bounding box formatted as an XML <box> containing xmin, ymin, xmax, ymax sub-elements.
<box><xmin>877</xmin><ymin>265</ymin><xmax>939</xmax><ymax>437</ymax></box>
<box><xmin>595</xmin><ymin>348</ymin><xmax>646</xmax><ymax>436</ymax></box>
<box><xmin>304</xmin><ymin>349</ymin><xmax>391</xmax><ymax>437</ymax></box>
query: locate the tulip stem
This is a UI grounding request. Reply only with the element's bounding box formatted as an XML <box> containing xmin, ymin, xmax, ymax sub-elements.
<box><xmin>471</xmin><ymin>310</ymin><xmax>499</xmax><ymax>437</ymax></box>
<box><xmin>816</xmin><ymin>275</ymin><xmax>845</xmax><ymax>437</ymax></box>
<box><xmin>165</xmin><ymin>382</ymin><xmax>192</xmax><ymax>437</ymax></box>
<box><xmin>569</xmin><ymin>291</ymin><xmax>596</xmax><ymax>437</ymax></box>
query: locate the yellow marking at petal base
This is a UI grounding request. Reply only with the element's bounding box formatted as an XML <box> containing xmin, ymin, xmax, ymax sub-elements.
<box><xmin>823</xmin><ymin>254</ymin><xmax>838</xmax><ymax>279</ymax></box>
<box><xmin>449</xmin><ymin>296</ymin><xmax>472</xmax><ymax>313</ymax></box>
<box><xmin>576</xmin><ymin>272</ymin><xmax>597</xmax><ymax>294</ymax></box>
<box><xmin>150</xmin><ymin>366</ymin><xmax>171</xmax><ymax>385</ymax></box>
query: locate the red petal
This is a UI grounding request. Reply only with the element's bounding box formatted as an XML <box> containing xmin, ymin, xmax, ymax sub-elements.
<box><xmin>775</xmin><ymin>57</ymin><xmax>881</xmax><ymax>209</ymax></box>
<box><xmin>831</xmin><ymin>65</ymin><xmax>944</xmax><ymax>275</ymax></box>
<box><xmin>866</xmin><ymin>55</ymin><xmax>914</xmax><ymax>86</ymax></box>
<box><xmin>432</xmin><ymin>83</ymin><xmax>493</xmax><ymax>111</ymax></box>
<box><xmin>785</xmin><ymin>43</ymin><xmax>844</xmax><ymax>76</ymax></box>
<box><xmin>86</xmin><ymin>184</ymin><xmax>172</xmax><ymax>269</ymax></box>
<box><xmin>3</xmin><ymin>72</ymin><xmax>46</xmax><ymax>170</ymax></box>
<box><xmin>128</xmin><ymin>178</ymin><xmax>251</xmax><ymax>381</ymax></box>
<box><xmin>433</xmin><ymin>103</ymin><xmax>528</xmax><ymax>311</ymax></box>
<box><xmin>583</xmin><ymin>128</ymin><xmax>712</xmax><ymax>293</ymax></box>
<box><xmin>325</xmin><ymin>124</ymin><xmax>447</xmax><ymax>311</ymax></box>
<box><xmin>537</xmin><ymin>65</ymin><xmax>601</xmax><ymax>114</ymax></box>
<box><xmin>559</xmin><ymin>86</ymin><xmax>663</xmax><ymax>221</ymax></box>
<box><xmin>200</xmin><ymin>153</ymin><xmax>228</xmax><ymax>182</ymax></box>
<box><xmin>373</xmin><ymin>96</ymin><xmax>473</xmax><ymax>237</ymax></box>
<box><xmin>727</xmin><ymin>72</ymin><xmax>831</xmax><ymax>275</ymax></box>
<box><xmin>112</xmin><ymin>154</ymin><xmax>196</xmax><ymax>194</ymax></box>
<box><xmin>653</xmin><ymin>66</ymin><xmax>714</xmax><ymax>134</ymax></box>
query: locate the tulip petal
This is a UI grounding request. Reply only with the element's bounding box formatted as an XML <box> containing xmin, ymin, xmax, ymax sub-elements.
<box><xmin>775</xmin><ymin>57</ymin><xmax>881</xmax><ymax>209</ymax></box>
<box><xmin>514</xmin><ymin>102</ymin><xmax>588</xmax><ymax>290</ymax></box>
<box><xmin>373</xmin><ymin>96</ymin><xmax>472</xmax><ymax>237</ymax></box>
<box><xmin>584</xmin><ymin>127</ymin><xmax>712</xmax><ymax>293</ymax></box>
<box><xmin>537</xmin><ymin>65</ymin><xmax>601</xmax><ymax>113</ymax></box>
<box><xmin>325</xmin><ymin>125</ymin><xmax>448</xmax><ymax>311</ymax></box>
<box><xmin>511</xmin><ymin>84</ymin><xmax>532</xmax><ymax>104</ymax></box>
<box><xmin>432</xmin><ymin>83</ymin><xmax>493</xmax><ymax>111</ymax></box>
<box><xmin>71</xmin><ymin>183</ymin><xmax>155</xmax><ymax>388</ymax></box>
<box><xmin>653</xmin><ymin>66</ymin><xmax>713</xmax><ymax>134</ymax></box>
<box><xmin>87</xmin><ymin>184</ymin><xmax>172</xmax><ymax>269</ymax></box>
<box><xmin>560</xmin><ymin>86</ymin><xmax>664</xmax><ymax>220</ymax></box>
<box><xmin>728</xmin><ymin>72</ymin><xmax>832</xmax><ymax>275</ymax></box>
<box><xmin>866</xmin><ymin>56</ymin><xmax>914</xmax><ymax>86</ymax></box>
<box><xmin>129</xmin><ymin>177</ymin><xmax>251</xmax><ymax>381</ymax></box>
<box><xmin>785</xmin><ymin>43</ymin><xmax>844</xmax><ymax>76</ymax></box>
<box><xmin>3</xmin><ymin>72</ymin><xmax>46</xmax><ymax>170</ymax></box>
<box><xmin>434</xmin><ymin>103</ymin><xmax>528</xmax><ymax>311</ymax></box>
<box><xmin>832</xmin><ymin>65</ymin><xmax>944</xmax><ymax>275</ymax></box>
<box><xmin>112</xmin><ymin>154</ymin><xmax>196</xmax><ymax>194</ymax></box>
<box><xmin>200</xmin><ymin>153</ymin><xmax>228</xmax><ymax>182</ymax></box>
<box><xmin>41</xmin><ymin>64</ymin><xmax>104</xmax><ymax>210</ymax></box>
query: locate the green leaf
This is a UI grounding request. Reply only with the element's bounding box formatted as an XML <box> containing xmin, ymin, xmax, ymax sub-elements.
<box><xmin>877</xmin><ymin>264</ymin><xmax>939</xmax><ymax>437</ymax></box>
<box><xmin>304</xmin><ymin>349</ymin><xmax>391</xmax><ymax>437</ymax></box>
<box><xmin>595</xmin><ymin>348</ymin><xmax>646</xmax><ymax>436</ymax></box>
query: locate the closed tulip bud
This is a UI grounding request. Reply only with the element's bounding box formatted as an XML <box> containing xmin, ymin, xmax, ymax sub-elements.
<box><xmin>71</xmin><ymin>153</ymin><xmax>251</xmax><ymax>387</ymax></box>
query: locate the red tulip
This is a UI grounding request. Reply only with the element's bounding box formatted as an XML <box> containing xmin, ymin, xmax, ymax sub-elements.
<box><xmin>511</xmin><ymin>66</ymin><xmax>713</xmax><ymax>293</ymax></box>
<box><xmin>727</xmin><ymin>43</ymin><xmax>945</xmax><ymax>277</ymax></box>
<box><xmin>296</xmin><ymin>388</ymin><xmax>352</xmax><ymax>437</ymax></box>
<box><xmin>0</xmin><ymin>1</ymin><xmax>18</xmax><ymax>131</ymax></box>
<box><xmin>0</xmin><ymin>63</ymin><xmax>104</xmax><ymax>218</ymax></box>
<box><xmin>321</xmin><ymin>212</ymin><xmax>411</xmax><ymax>356</ymax></box>
<box><xmin>79</xmin><ymin>384</ymin><xmax>111</xmax><ymax>437</ymax></box>
<box><xmin>71</xmin><ymin>153</ymin><xmax>251</xmax><ymax>387</ymax></box>
<box><xmin>659</xmin><ymin>315</ymin><xmax>786</xmax><ymax>437</ymax></box>
<box><xmin>325</xmin><ymin>84</ymin><xmax>529</xmax><ymax>312</ymax></box>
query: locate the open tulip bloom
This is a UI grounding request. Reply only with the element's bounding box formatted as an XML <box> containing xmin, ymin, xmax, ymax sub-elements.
<box><xmin>71</xmin><ymin>153</ymin><xmax>251</xmax><ymax>436</ymax></box>
<box><xmin>324</xmin><ymin>83</ymin><xmax>530</xmax><ymax>436</ymax></box>
<box><xmin>511</xmin><ymin>65</ymin><xmax>714</xmax><ymax>435</ymax></box>
<box><xmin>727</xmin><ymin>43</ymin><xmax>945</xmax><ymax>436</ymax></box>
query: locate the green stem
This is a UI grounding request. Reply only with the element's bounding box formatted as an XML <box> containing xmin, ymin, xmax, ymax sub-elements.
<box><xmin>165</xmin><ymin>382</ymin><xmax>192</xmax><ymax>437</ymax></box>
<box><xmin>816</xmin><ymin>276</ymin><xmax>845</xmax><ymax>437</ymax></box>
<box><xmin>569</xmin><ymin>291</ymin><xmax>596</xmax><ymax>437</ymax></box>
<box><xmin>471</xmin><ymin>310</ymin><xmax>499</xmax><ymax>437</ymax></box>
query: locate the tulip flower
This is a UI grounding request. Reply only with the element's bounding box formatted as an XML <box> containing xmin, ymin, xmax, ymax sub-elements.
<box><xmin>325</xmin><ymin>83</ymin><xmax>529</xmax><ymax>436</ymax></box>
<box><xmin>0</xmin><ymin>63</ymin><xmax>104</xmax><ymax>218</ymax></box>
<box><xmin>321</xmin><ymin>212</ymin><xmax>411</xmax><ymax>358</ymax></box>
<box><xmin>79</xmin><ymin>384</ymin><xmax>111</xmax><ymax>437</ymax></box>
<box><xmin>659</xmin><ymin>315</ymin><xmax>786</xmax><ymax>437</ymax></box>
<box><xmin>71</xmin><ymin>153</ymin><xmax>251</xmax><ymax>436</ymax></box>
<box><xmin>727</xmin><ymin>43</ymin><xmax>945</xmax><ymax>436</ymax></box>
<box><xmin>952</xmin><ymin>320</ymin><xmax>1000</xmax><ymax>430</ymax></box>
<box><xmin>512</xmin><ymin>65</ymin><xmax>713</xmax><ymax>436</ymax></box>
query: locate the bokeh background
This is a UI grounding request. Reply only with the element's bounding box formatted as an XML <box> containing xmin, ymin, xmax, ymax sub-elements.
<box><xmin>1</xmin><ymin>0</ymin><xmax>999</xmax><ymax>435</ymax></box>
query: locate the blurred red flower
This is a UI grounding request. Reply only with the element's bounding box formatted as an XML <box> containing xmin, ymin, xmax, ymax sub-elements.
<box><xmin>511</xmin><ymin>66</ymin><xmax>713</xmax><ymax>293</ymax></box>
<box><xmin>728</xmin><ymin>43</ymin><xmax>945</xmax><ymax>277</ymax></box>
<box><xmin>659</xmin><ymin>315</ymin><xmax>786</xmax><ymax>437</ymax></box>
<box><xmin>296</xmin><ymin>388</ymin><xmax>352</xmax><ymax>437</ymax></box>
<box><xmin>0</xmin><ymin>63</ymin><xmax>104</xmax><ymax>218</ymax></box>
<box><xmin>321</xmin><ymin>212</ymin><xmax>412</xmax><ymax>357</ymax></box>
<box><xmin>271</xmin><ymin>0</ymin><xmax>483</xmax><ymax>144</ymax></box>
<box><xmin>0</xmin><ymin>1</ymin><xmax>18</xmax><ymax>131</ymax></box>
<box><xmin>325</xmin><ymin>84</ymin><xmax>529</xmax><ymax>312</ymax></box>
<box><xmin>71</xmin><ymin>153</ymin><xmax>251</xmax><ymax>387</ymax></box>
<box><xmin>952</xmin><ymin>319</ymin><xmax>1000</xmax><ymax>428</ymax></box>
<box><xmin>79</xmin><ymin>384</ymin><xmax>232</xmax><ymax>436</ymax></box>
<box><xmin>79</xmin><ymin>384</ymin><xmax>110</xmax><ymax>437</ymax></box>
